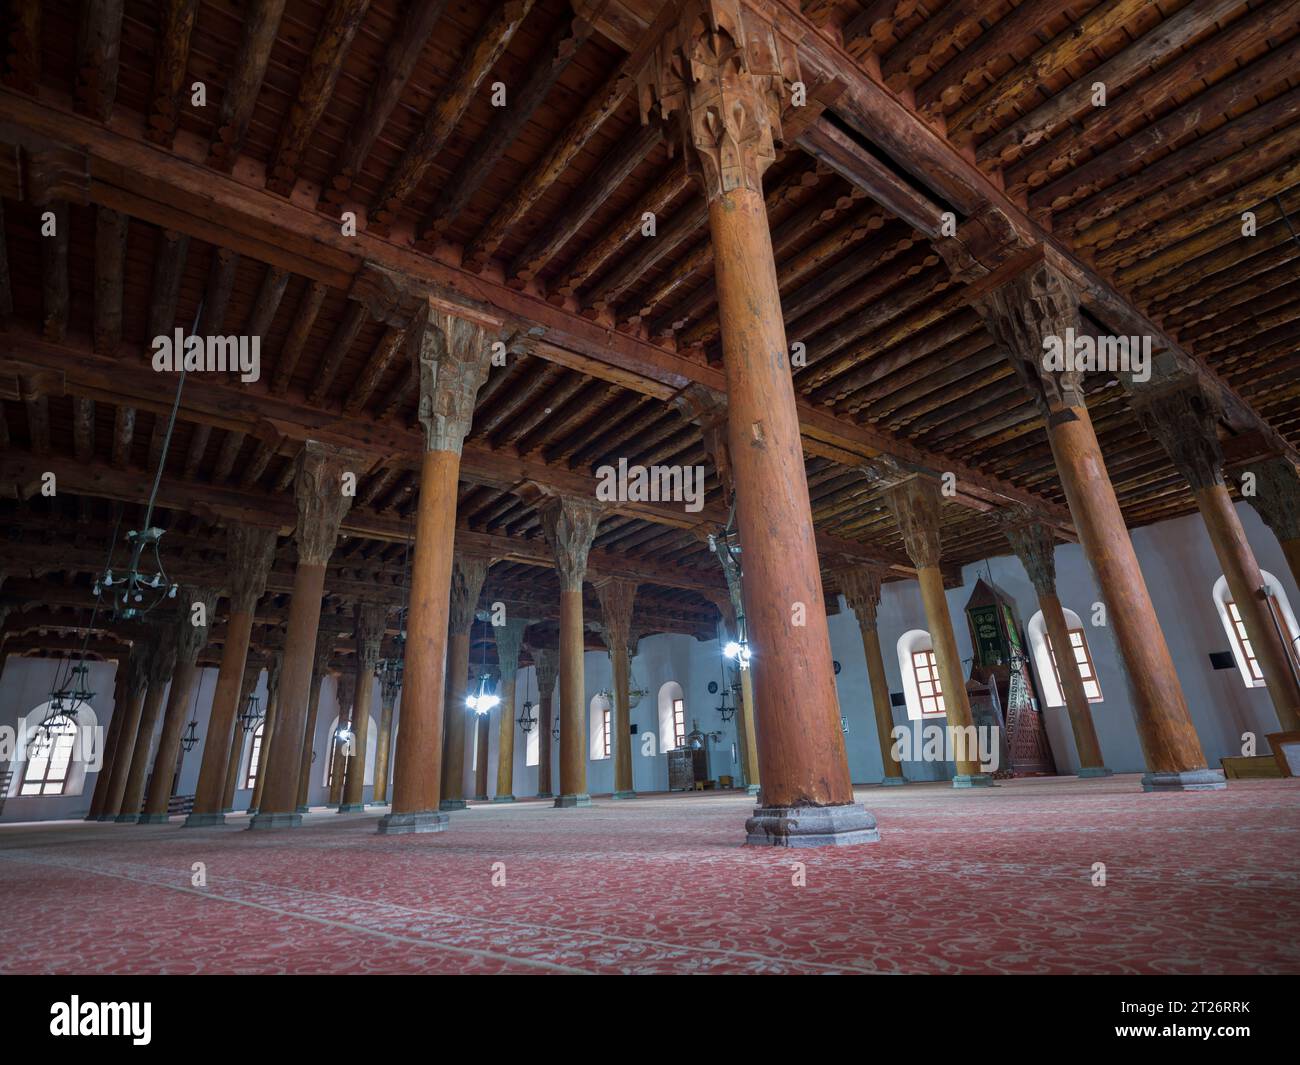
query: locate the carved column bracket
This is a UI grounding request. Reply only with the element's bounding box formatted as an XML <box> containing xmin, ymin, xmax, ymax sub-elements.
<box><xmin>493</xmin><ymin>618</ymin><xmax>529</xmax><ymax>682</ymax></box>
<box><xmin>998</xmin><ymin>510</ymin><xmax>1059</xmax><ymax>596</ymax></box>
<box><xmin>312</xmin><ymin>627</ymin><xmax>336</xmax><ymax>677</ymax></box>
<box><xmin>175</xmin><ymin>586</ymin><xmax>218</xmax><ymax>664</ymax></box>
<box><xmin>594</xmin><ymin>577</ymin><xmax>638</xmax><ymax>654</ymax></box>
<box><xmin>126</xmin><ymin>640</ymin><xmax>152</xmax><ymax>699</ymax></box>
<box><xmin>933</xmin><ymin>204</ymin><xmax>1037</xmax><ymax>284</ymax></box>
<box><xmin>531</xmin><ymin>646</ymin><xmax>559</xmax><ymax>707</ymax></box>
<box><xmin>538</xmin><ymin>496</ymin><xmax>602</xmax><ymax>591</ymax></box>
<box><xmin>1247</xmin><ymin>457</ymin><xmax>1300</xmax><ymax>543</ymax></box>
<box><xmin>448</xmin><ymin>554</ymin><xmax>491</xmax><ymax>636</ymax></box>
<box><xmin>412</xmin><ymin>302</ymin><xmax>496</xmax><ymax>455</ymax></box>
<box><xmin>147</xmin><ymin>626</ymin><xmax>179</xmax><ymax>687</ymax></box>
<box><xmin>335</xmin><ymin>669</ymin><xmax>357</xmax><ymax>722</ymax></box>
<box><xmin>838</xmin><ymin>566</ymin><xmax>883</xmax><ymax>631</ymax></box>
<box><xmin>227</xmin><ymin>523</ymin><xmax>278</xmax><ymax>613</ymax></box>
<box><xmin>294</xmin><ymin>441</ymin><xmax>368</xmax><ymax>566</ymax></box>
<box><xmin>1130</xmin><ymin>377</ymin><xmax>1225</xmax><ymax>492</ymax></box>
<box><xmin>356</xmin><ymin>602</ymin><xmax>388</xmax><ymax>670</ymax></box>
<box><xmin>637</xmin><ymin>0</ymin><xmax>801</xmax><ymax>204</ymax></box>
<box><xmin>674</xmin><ymin>384</ymin><xmax>733</xmax><ymax>503</ymax></box>
<box><xmin>885</xmin><ymin>476</ymin><xmax>944</xmax><ymax>570</ymax></box>
<box><xmin>976</xmin><ymin>259</ymin><xmax>1087</xmax><ymax>421</ymax></box>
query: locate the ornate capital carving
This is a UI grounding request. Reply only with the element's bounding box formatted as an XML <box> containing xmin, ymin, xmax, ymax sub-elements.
<box><xmin>312</xmin><ymin>627</ymin><xmax>336</xmax><ymax>676</ymax></box>
<box><xmin>976</xmin><ymin>260</ymin><xmax>1087</xmax><ymax>420</ymax></box>
<box><xmin>492</xmin><ymin>618</ymin><xmax>529</xmax><ymax>683</ymax></box>
<box><xmin>126</xmin><ymin>644</ymin><xmax>152</xmax><ymax>699</ymax></box>
<box><xmin>531</xmin><ymin>646</ymin><xmax>559</xmax><ymax>704</ymax></box>
<box><xmin>594</xmin><ymin>578</ymin><xmax>638</xmax><ymax>655</ymax></box>
<box><xmin>355</xmin><ymin>602</ymin><xmax>388</xmax><ymax>670</ymax></box>
<box><xmin>227</xmin><ymin>523</ymin><xmax>278</xmax><ymax>613</ymax></box>
<box><xmin>838</xmin><ymin>566</ymin><xmax>883</xmax><ymax>631</ymax></box>
<box><xmin>380</xmin><ymin>668</ymin><xmax>402</xmax><ymax>708</ymax></box>
<box><xmin>335</xmin><ymin>669</ymin><xmax>357</xmax><ymax>720</ymax></box>
<box><xmin>146</xmin><ymin>626</ymin><xmax>179</xmax><ymax>686</ymax></box>
<box><xmin>412</xmin><ymin>303</ymin><xmax>495</xmax><ymax>455</ymax></box>
<box><xmin>449</xmin><ymin>554</ymin><xmax>491</xmax><ymax>635</ymax></box>
<box><xmin>885</xmin><ymin>476</ymin><xmax>944</xmax><ymax>570</ymax></box>
<box><xmin>1247</xmin><ymin>457</ymin><xmax>1300</xmax><ymax>542</ymax></box>
<box><xmin>637</xmin><ymin>0</ymin><xmax>800</xmax><ymax>203</ymax></box>
<box><xmin>934</xmin><ymin>204</ymin><xmax>1036</xmax><ymax>283</ymax></box>
<box><xmin>538</xmin><ymin>496</ymin><xmax>602</xmax><ymax>592</ymax></box>
<box><xmin>1130</xmin><ymin>377</ymin><xmax>1225</xmax><ymax>492</ymax></box>
<box><xmin>293</xmin><ymin>441</ymin><xmax>366</xmax><ymax>566</ymax></box>
<box><xmin>239</xmin><ymin>658</ymin><xmax>263</xmax><ymax>706</ymax></box>
<box><xmin>175</xmin><ymin>586</ymin><xmax>218</xmax><ymax>665</ymax></box>
<box><xmin>998</xmin><ymin>510</ymin><xmax>1058</xmax><ymax>595</ymax></box>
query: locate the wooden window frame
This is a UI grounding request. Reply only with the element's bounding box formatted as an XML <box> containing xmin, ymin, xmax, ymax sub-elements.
<box><xmin>672</xmin><ymin>697</ymin><xmax>686</xmax><ymax>748</ymax></box>
<box><xmin>244</xmin><ymin>721</ymin><xmax>264</xmax><ymax>790</ymax></box>
<box><xmin>910</xmin><ymin>649</ymin><xmax>946</xmax><ymax>716</ymax></box>
<box><xmin>1047</xmin><ymin>628</ymin><xmax>1104</xmax><ymax>703</ymax></box>
<box><xmin>20</xmin><ymin>715</ymin><xmax>77</xmax><ymax>797</ymax></box>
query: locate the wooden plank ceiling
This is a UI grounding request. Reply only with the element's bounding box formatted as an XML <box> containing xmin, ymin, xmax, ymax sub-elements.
<box><xmin>1</xmin><ymin>0</ymin><xmax>1297</xmax><ymax>668</ymax></box>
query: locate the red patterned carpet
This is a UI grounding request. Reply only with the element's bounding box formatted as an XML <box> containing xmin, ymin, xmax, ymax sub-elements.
<box><xmin>2</xmin><ymin>774</ymin><xmax>1298</xmax><ymax>975</ymax></box>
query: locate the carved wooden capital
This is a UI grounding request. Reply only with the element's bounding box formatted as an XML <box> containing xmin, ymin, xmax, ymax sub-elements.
<box><xmin>1130</xmin><ymin>377</ymin><xmax>1225</xmax><ymax>492</ymax></box>
<box><xmin>239</xmin><ymin>659</ymin><xmax>262</xmax><ymax>706</ymax></box>
<box><xmin>998</xmin><ymin>511</ymin><xmax>1058</xmax><ymax>595</ymax></box>
<box><xmin>412</xmin><ymin>303</ymin><xmax>495</xmax><ymax>455</ymax></box>
<box><xmin>492</xmin><ymin>618</ymin><xmax>529</xmax><ymax>683</ymax></box>
<box><xmin>885</xmin><ymin>476</ymin><xmax>944</xmax><ymax>569</ymax></box>
<box><xmin>538</xmin><ymin>495</ymin><xmax>602</xmax><ymax>592</ymax></box>
<box><xmin>355</xmin><ymin>602</ymin><xmax>389</xmax><ymax>670</ymax></box>
<box><xmin>934</xmin><ymin>204</ymin><xmax>1036</xmax><ymax>283</ymax></box>
<box><xmin>335</xmin><ymin>669</ymin><xmax>357</xmax><ymax>719</ymax></box>
<box><xmin>126</xmin><ymin>644</ymin><xmax>151</xmax><ymax>699</ymax></box>
<box><xmin>594</xmin><ymin>577</ymin><xmax>638</xmax><ymax>654</ymax></box>
<box><xmin>175</xmin><ymin>586</ymin><xmax>218</xmax><ymax>665</ymax></box>
<box><xmin>976</xmin><ymin>260</ymin><xmax>1087</xmax><ymax>421</ymax></box>
<box><xmin>380</xmin><ymin>667</ymin><xmax>402</xmax><ymax>708</ymax></box>
<box><xmin>638</xmin><ymin>0</ymin><xmax>800</xmax><ymax>203</ymax></box>
<box><xmin>531</xmin><ymin>646</ymin><xmax>559</xmax><ymax>704</ymax></box>
<box><xmin>146</xmin><ymin>625</ymin><xmax>179</xmax><ymax>686</ymax></box>
<box><xmin>1247</xmin><ymin>457</ymin><xmax>1300</xmax><ymax>543</ymax></box>
<box><xmin>838</xmin><ymin>566</ymin><xmax>883</xmax><ymax>631</ymax></box>
<box><xmin>227</xmin><ymin>523</ymin><xmax>278</xmax><ymax>613</ymax></box>
<box><xmin>312</xmin><ymin>627</ymin><xmax>336</xmax><ymax>676</ymax></box>
<box><xmin>449</xmin><ymin>554</ymin><xmax>491</xmax><ymax>635</ymax></box>
<box><xmin>293</xmin><ymin>441</ymin><xmax>366</xmax><ymax>566</ymax></box>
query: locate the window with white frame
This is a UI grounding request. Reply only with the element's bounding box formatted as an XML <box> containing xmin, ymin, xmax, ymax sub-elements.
<box><xmin>896</xmin><ymin>630</ymin><xmax>944</xmax><ymax>720</ymax></box>
<box><xmin>1028</xmin><ymin>609</ymin><xmax>1104</xmax><ymax>706</ymax></box>
<box><xmin>657</xmin><ymin>681</ymin><xmax>685</xmax><ymax>751</ymax></box>
<box><xmin>589</xmin><ymin>694</ymin><xmax>612</xmax><ymax>759</ymax></box>
<box><xmin>1212</xmin><ymin>572</ymin><xmax>1300</xmax><ymax>689</ymax></box>
<box><xmin>20</xmin><ymin>714</ymin><xmax>78</xmax><ymax>796</ymax></box>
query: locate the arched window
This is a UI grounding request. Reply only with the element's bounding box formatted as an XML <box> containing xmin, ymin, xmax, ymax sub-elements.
<box><xmin>896</xmin><ymin>630</ymin><xmax>944</xmax><ymax>720</ymax></box>
<box><xmin>244</xmin><ymin>722</ymin><xmax>265</xmax><ymax>790</ymax></box>
<box><xmin>320</xmin><ymin>714</ymin><xmax>378</xmax><ymax>786</ymax></box>
<box><xmin>590</xmin><ymin>694</ymin><xmax>612</xmax><ymax>759</ymax></box>
<box><xmin>1027</xmin><ymin>609</ymin><xmax>1103</xmax><ymax>706</ymax></box>
<box><xmin>20</xmin><ymin>713</ymin><xmax>78</xmax><ymax>796</ymax></box>
<box><xmin>657</xmin><ymin>682</ymin><xmax>685</xmax><ymax>751</ymax></box>
<box><xmin>1213</xmin><ymin>572</ymin><xmax>1300</xmax><ymax>688</ymax></box>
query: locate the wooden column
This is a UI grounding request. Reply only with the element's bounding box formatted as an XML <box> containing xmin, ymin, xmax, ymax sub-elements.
<box><xmin>248</xmin><ymin>651</ymin><xmax>282</xmax><ymax>814</ymax></box>
<box><xmin>532</xmin><ymin>646</ymin><xmax>558</xmax><ymax>798</ymax></box>
<box><xmin>440</xmin><ymin>554</ymin><xmax>489</xmax><ymax>810</ymax></box>
<box><xmin>99</xmin><ymin>646</ymin><xmax>151</xmax><ymax>819</ymax></box>
<box><xmin>250</xmin><ymin>441</ymin><xmax>362</xmax><ymax>828</ymax></box>
<box><xmin>491</xmin><ymin>619</ymin><xmax>527</xmax><ymax>801</ymax></box>
<box><xmin>706</xmin><ymin>547</ymin><xmax>761</xmax><ymax>794</ymax></box>
<box><xmin>595</xmin><ymin>578</ymin><xmax>638</xmax><ymax>799</ymax></box>
<box><xmin>539</xmin><ymin>496</ymin><xmax>601</xmax><ymax>808</ymax></box>
<box><xmin>86</xmin><ymin>652</ymin><xmax>132</xmax><ymax>820</ymax></box>
<box><xmin>328</xmin><ymin>669</ymin><xmax>356</xmax><ymax>807</ymax></box>
<box><xmin>473</xmin><ymin>677</ymin><xmax>492</xmax><ymax>800</ymax></box>
<box><xmin>639</xmin><ymin>0</ymin><xmax>873</xmax><ymax>845</ymax></box>
<box><xmin>1244</xmin><ymin>458</ymin><xmax>1300</xmax><ymax>589</ymax></box>
<box><xmin>372</xmin><ymin>664</ymin><xmax>399</xmax><ymax>805</ymax></box>
<box><xmin>222</xmin><ymin>659</ymin><xmax>262</xmax><ymax>811</ymax></box>
<box><xmin>1134</xmin><ymin>381</ymin><xmax>1300</xmax><ymax>731</ymax></box>
<box><xmin>838</xmin><ymin>567</ymin><xmax>906</xmax><ymax>785</ymax></box>
<box><xmin>1001</xmin><ymin>515</ymin><xmax>1109</xmax><ymax>775</ymax></box>
<box><xmin>977</xmin><ymin>260</ymin><xmax>1221</xmax><ymax>791</ymax></box>
<box><xmin>141</xmin><ymin>586</ymin><xmax>217</xmax><ymax>821</ymax></box>
<box><xmin>340</xmin><ymin>603</ymin><xmax>388</xmax><ymax>811</ymax></box>
<box><xmin>296</xmin><ymin>629</ymin><xmax>336</xmax><ymax>811</ymax></box>
<box><xmin>115</xmin><ymin>627</ymin><xmax>178</xmax><ymax>821</ymax></box>
<box><xmin>186</xmin><ymin>524</ymin><xmax>276</xmax><ymax>826</ymax></box>
<box><xmin>379</xmin><ymin>302</ymin><xmax>494</xmax><ymax>834</ymax></box>
<box><xmin>884</xmin><ymin>477</ymin><xmax>990</xmax><ymax>785</ymax></box>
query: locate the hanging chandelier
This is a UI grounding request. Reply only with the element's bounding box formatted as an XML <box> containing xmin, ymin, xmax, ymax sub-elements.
<box><xmin>465</xmin><ymin>627</ymin><xmax>499</xmax><ymax>714</ymax></box>
<box><xmin>708</xmin><ymin>530</ymin><xmax>752</xmax><ymax>670</ymax></box>
<box><xmin>238</xmin><ymin>692</ymin><xmax>263</xmax><ymax>734</ymax></box>
<box><xmin>517</xmin><ymin>658</ymin><xmax>537</xmax><ymax>732</ymax></box>
<box><xmin>181</xmin><ymin>670</ymin><xmax>206</xmax><ymax>753</ymax></box>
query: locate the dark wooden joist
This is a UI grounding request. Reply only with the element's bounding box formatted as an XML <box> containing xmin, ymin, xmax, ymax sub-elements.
<box><xmin>879</xmin><ymin>2</ymin><xmax>984</xmax><ymax>92</ymax></box>
<box><xmin>307</xmin><ymin>300</ymin><xmax>368</xmax><ymax>404</ymax></box>
<box><xmin>321</xmin><ymin>0</ymin><xmax>449</xmax><ymax>206</ymax></box>
<box><xmin>144</xmin><ymin>228</ymin><xmax>190</xmax><ymax>341</ymax></box>
<box><xmin>92</xmin><ymin>205</ymin><xmax>127</xmax><ymax>354</ymax></box>
<box><xmin>207</xmin><ymin>0</ymin><xmax>288</xmax><ymax>171</ymax></box>
<box><xmin>343</xmin><ymin>324</ymin><xmax>406</xmax><ymax>414</ymax></box>
<box><xmin>110</xmin><ymin>404</ymin><xmax>134</xmax><ymax>469</ymax></box>
<box><xmin>40</xmin><ymin>200</ymin><xmax>68</xmax><ymax>342</ymax></box>
<box><xmin>73</xmin><ymin>0</ymin><xmax>124</xmax><ymax>123</ymax></box>
<box><xmin>368</xmin><ymin>0</ymin><xmax>535</xmax><ymax>233</ymax></box>
<box><xmin>145</xmin><ymin>0</ymin><xmax>200</xmax><ymax>147</ymax></box>
<box><xmin>2</xmin><ymin>0</ymin><xmax>41</xmax><ymax>95</ymax></box>
<box><xmin>272</xmin><ymin>279</ymin><xmax>328</xmax><ymax>394</ymax></box>
<box><xmin>843</xmin><ymin>0</ymin><xmax>922</xmax><ymax>49</ymax></box>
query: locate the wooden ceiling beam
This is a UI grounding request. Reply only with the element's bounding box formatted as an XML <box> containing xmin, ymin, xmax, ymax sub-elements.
<box><xmin>145</xmin><ymin>0</ymin><xmax>200</xmax><ymax>148</ymax></box>
<box><xmin>206</xmin><ymin>1</ymin><xmax>287</xmax><ymax>171</ymax></box>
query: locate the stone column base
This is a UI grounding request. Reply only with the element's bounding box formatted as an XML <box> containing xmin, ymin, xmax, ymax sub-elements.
<box><xmin>554</xmin><ymin>793</ymin><xmax>592</xmax><ymax>808</ymax></box>
<box><xmin>136</xmin><ymin>813</ymin><xmax>171</xmax><ymax>824</ymax></box>
<box><xmin>113</xmin><ymin>813</ymin><xmax>138</xmax><ymax>823</ymax></box>
<box><xmin>248</xmin><ymin>811</ymin><xmax>303</xmax><ymax>830</ymax></box>
<box><xmin>337</xmin><ymin>803</ymin><xmax>366</xmax><ymax>813</ymax></box>
<box><xmin>95</xmin><ymin>813</ymin><xmax>117</xmax><ymax>821</ymax></box>
<box><xmin>295</xmin><ymin>805</ymin><xmax>310</xmax><ymax>813</ymax></box>
<box><xmin>880</xmin><ymin>776</ymin><xmax>907</xmax><ymax>786</ymax></box>
<box><xmin>365</xmin><ymin>801</ymin><xmax>389</xmax><ymax>808</ymax></box>
<box><xmin>220</xmin><ymin>807</ymin><xmax>234</xmax><ymax>814</ymax></box>
<box><xmin>611</xmin><ymin>790</ymin><xmax>636</xmax><ymax>799</ymax></box>
<box><xmin>537</xmin><ymin>791</ymin><xmax>554</xmax><ymax>799</ymax></box>
<box><xmin>745</xmin><ymin>784</ymin><xmax>761</xmax><ymax>796</ymax></box>
<box><xmin>1141</xmin><ymin>769</ymin><xmax>1227</xmax><ymax>792</ymax></box>
<box><xmin>439</xmin><ymin>798</ymin><xmax>467</xmax><ymax>811</ymax></box>
<box><xmin>745</xmin><ymin>803</ymin><xmax>879</xmax><ymax>848</ymax></box>
<box><xmin>377</xmin><ymin>810</ymin><xmax>448</xmax><ymax>835</ymax></box>
<box><xmin>471</xmin><ymin>794</ymin><xmax>489</xmax><ymax>801</ymax></box>
<box><xmin>183</xmin><ymin>812</ymin><xmax>227</xmax><ymax>828</ymax></box>
<box><xmin>1077</xmin><ymin>766</ymin><xmax>1114</xmax><ymax>778</ymax></box>
<box><xmin>491</xmin><ymin>795</ymin><xmax>516</xmax><ymax>803</ymax></box>
<box><xmin>952</xmin><ymin>773</ymin><xmax>996</xmax><ymax>788</ymax></box>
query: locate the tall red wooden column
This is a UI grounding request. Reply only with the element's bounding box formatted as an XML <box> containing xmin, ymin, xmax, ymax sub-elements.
<box><xmin>99</xmin><ymin>647</ymin><xmax>151</xmax><ymax>819</ymax></box>
<box><xmin>838</xmin><ymin>567</ymin><xmax>906</xmax><ymax>785</ymax></box>
<box><xmin>186</xmin><ymin>524</ymin><xmax>276</xmax><ymax>826</ymax></box>
<box><xmin>595</xmin><ymin>578</ymin><xmax>638</xmax><ymax>799</ymax></box>
<box><xmin>638</xmin><ymin>0</ymin><xmax>874</xmax><ymax>844</ymax></box>
<box><xmin>86</xmin><ymin>654</ymin><xmax>133</xmax><ymax>821</ymax></box>
<box><xmin>441</xmin><ymin>554</ymin><xmax>490</xmax><ymax>811</ymax></box>
<box><xmin>115</xmin><ymin>628</ymin><xmax>178</xmax><ymax>821</ymax></box>
<box><xmin>340</xmin><ymin>603</ymin><xmax>389</xmax><ymax>811</ymax></box>
<box><xmin>492</xmin><ymin>619</ymin><xmax>528</xmax><ymax>801</ymax></box>
<box><xmin>379</xmin><ymin>304</ymin><xmax>494</xmax><ymax>834</ymax></box>
<box><xmin>250</xmin><ymin>441</ymin><xmax>364</xmax><ymax>828</ymax></box>
<box><xmin>296</xmin><ymin>630</ymin><xmax>336</xmax><ymax>811</ymax></box>
<box><xmin>531</xmin><ymin>646</ymin><xmax>558</xmax><ymax>798</ymax></box>
<box><xmin>977</xmin><ymin>260</ymin><xmax>1223</xmax><ymax>791</ymax></box>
